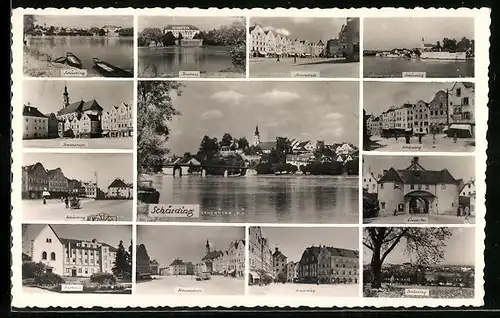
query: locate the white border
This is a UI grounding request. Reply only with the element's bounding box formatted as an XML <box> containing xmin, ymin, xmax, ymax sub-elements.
<box><xmin>11</xmin><ymin>7</ymin><xmax>489</xmax><ymax>308</ymax></box>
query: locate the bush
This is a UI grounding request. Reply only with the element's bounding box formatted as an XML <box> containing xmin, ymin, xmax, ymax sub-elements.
<box><xmin>276</xmin><ymin>273</ymin><xmax>287</xmax><ymax>283</ymax></box>
<box><xmin>262</xmin><ymin>274</ymin><xmax>273</xmax><ymax>285</ymax></box>
<box><xmin>22</xmin><ymin>262</ymin><xmax>46</xmax><ymax>279</ymax></box>
<box><xmin>90</xmin><ymin>272</ymin><xmax>117</xmax><ymax>285</ymax></box>
<box><xmin>255</xmin><ymin>163</ymin><xmax>273</xmax><ymax>175</ymax></box>
<box><xmin>34</xmin><ymin>272</ymin><xmax>64</xmax><ymax>285</ymax></box>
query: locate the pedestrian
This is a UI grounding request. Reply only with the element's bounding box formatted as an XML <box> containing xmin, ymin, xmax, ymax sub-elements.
<box><xmin>418</xmin><ymin>135</ymin><xmax>422</xmax><ymax>144</ymax></box>
<box><xmin>393</xmin><ymin>209</ymin><xmax>398</xmax><ymax>216</ymax></box>
<box><xmin>65</xmin><ymin>197</ymin><xmax>69</xmax><ymax>209</ymax></box>
<box><xmin>276</xmin><ymin>55</ymin><xmax>280</xmax><ymax>63</ymax></box>
<box><xmin>43</xmin><ymin>197</ymin><xmax>46</xmax><ymax>205</ymax></box>
<box><xmin>453</xmin><ymin>133</ymin><xmax>458</xmax><ymax>143</ymax></box>
<box><xmin>294</xmin><ymin>56</ymin><xmax>297</xmax><ymax>64</ymax></box>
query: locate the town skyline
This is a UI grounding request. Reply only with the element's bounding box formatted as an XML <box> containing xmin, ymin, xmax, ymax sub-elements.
<box><xmin>138</xmin><ymin>16</ymin><xmax>244</xmax><ymax>32</ymax></box>
<box><xmin>256</xmin><ymin>227</ymin><xmax>359</xmax><ymax>262</ymax></box>
<box><xmin>22</xmin><ymin>224</ymin><xmax>132</xmax><ymax>255</ymax></box>
<box><xmin>363</xmin><ymin>82</ymin><xmax>471</xmax><ymax>116</ymax></box>
<box><xmin>30</xmin><ymin>15</ymin><xmax>134</xmax><ymax>29</ymax></box>
<box><xmin>250</xmin><ymin>17</ymin><xmax>349</xmax><ymax>44</ymax></box>
<box><xmin>166</xmin><ymin>81</ymin><xmax>359</xmax><ymax>155</ymax></box>
<box><xmin>23</xmin><ymin>80</ymin><xmax>133</xmax><ymax>114</ymax></box>
<box><xmin>364</xmin><ymin>17</ymin><xmax>474</xmax><ymax>51</ymax></box>
<box><xmin>363</xmin><ymin>227</ymin><xmax>475</xmax><ymax>265</ymax></box>
<box><xmin>363</xmin><ymin>156</ymin><xmax>475</xmax><ymax>182</ymax></box>
<box><xmin>136</xmin><ymin>226</ymin><xmax>245</xmax><ymax>267</ymax></box>
<box><xmin>22</xmin><ymin>153</ymin><xmax>133</xmax><ymax>191</ymax></box>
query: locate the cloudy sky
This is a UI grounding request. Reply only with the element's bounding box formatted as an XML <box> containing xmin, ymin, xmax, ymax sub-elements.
<box><xmin>166</xmin><ymin>81</ymin><xmax>359</xmax><ymax>155</ymax></box>
<box><xmin>23</xmin><ymin>80</ymin><xmax>133</xmax><ymax>114</ymax></box>
<box><xmin>363</xmin><ymin>156</ymin><xmax>475</xmax><ymax>182</ymax></box>
<box><xmin>256</xmin><ymin>227</ymin><xmax>359</xmax><ymax>263</ymax></box>
<box><xmin>364</xmin><ymin>82</ymin><xmax>473</xmax><ymax>116</ymax></box>
<box><xmin>22</xmin><ymin>153</ymin><xmax>133</xmax><ymax>189</ymax></box>
<box><xmin>138</xmin><ymin>16</ymin><xmax>244</xmax><ymax>32</ymax></box>
<box><xmin>22</xmin><ymin>224</ymin><xmax>132</xmax><ymax>255</ymax></box>
<box><xmin>364</xmin><ymin>17</ymin><xmax>474</xmax><ymax>51</ymax></box>
<box><xmin>363</xmin><ymin>227</ymin><xmax>475</xmax><ymax>265</ymax></box>
<box><xmin>251</xmin><ymin>17</ymin><xmax>349</xmax><ymax>43</ymax></box>
<box><xmin>33</xmin><ymin>15</ymin><xmax>133</xmax><ymax>29</ymax></box>
<box><xmin>137</xmin><ymin>226</ymin><xmax>244</xmax><ymax>268</ymax></box>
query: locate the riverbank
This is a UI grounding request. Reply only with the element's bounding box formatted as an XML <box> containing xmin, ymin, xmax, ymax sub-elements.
<box><xmin>139</xmin><ymin>66</ymin><xmax>245</xmax><ymax>78</ymax></box>
<box><xmin>23</xmin><ymin>46</ymin><xmax>76</xmax><ymax>77</ymax></box>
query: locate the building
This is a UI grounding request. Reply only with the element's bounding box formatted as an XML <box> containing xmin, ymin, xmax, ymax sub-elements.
<box><xmin>286</xmin><ymin>154</ymin><xmax>314</xmax><ymax>170</ymax></box>
<box><xmin>185</xmin><ymin>262</ymin><xmax>195</xmax><ymax>275</ymax></box>
<box><xmin>212</xmin><ymin>239</ymin><xmax>245</xmax><ymax>277</ymax></box>
<box><xmin>291</xmin><ymin>140</ymin><xmax>315</xmax><ymax>153</ymax></box>
<box><xmin>168</xmin><ymin>259</ymin><xmax>188</xmax><ymax>275</ymax></box>
<box><xmin>248</xmin><ymin>227</ymin><xmax>273</xmax><ymax>284</ymax></box>
<box><xmin>67</xmin><ymin>179</ymin><xmax>82</xmax><ymax>196</ymax></box>
<box><xmin>413</xmin><ymin>100</ymin><xmax>430</xmax><ymax>135</ymax></box>
<box><xmin>28</xmin><ymin>224</ymin><xmax>118</xmax><ymax>277</ymax></box>
<box><xmin>317</xmin><ymin>246</ymin><xmax>359</xmax><ymax>284</ymax></box>
<box><xmin>448</xmin><ymin>82</ymin><xmax>475</xmax><ymax>137</ymax></box>
<box><xmin>249</xmin><ymin>24</ymin><xmax>267</xmax><ymax>57</ymax></box>
<box><xmin>149</xmin><ymin>260</ymin><xmax>159</xmax><ymax>275</ymax></box>
<box><xmin>47</xmin><ymin>168</ymin><xmax>69</xmax><ymax>198</ymax></box>
<box><xmin>101</xmin><ymin>101</ymin><xmax>134</xmax><ymax>138</ymax></box>
<box><xmin>23</xmin><ymin>104</ymin><xmax>48</xmax><ymax>139</ymax></box>
<box><xmin>459</xmin><ymin>180</ymin><xmax>476</xmax><ymax>215</ymax></box>
<box><xmin>429</xmin><ymin>90</ymin><xmax>449</xmax><ymax>134</ymax></box>
<box><xmin>102</xmin><ymin>25</ymin><xmax>122</xmax><ymax>37</ymax></box>
<box><xmin>297</xmin><ymin>246</ymin><xmax>320</xmax><ymax>283</ymax></box>
<box><xmin>107</xmin><ymin>178</ymin><xmax>132</xmax><ymax>199</ymax></box>
<box><xmin>344</xmin><ymin>17</ymin><xmax>360</xmax><ymax>62</ymax></box>
<box><xmin>395</xmin><ymin>103</ymin><xmax>414</xmax><ymax>133</ymax></box>
<box><xmin>286</xmin><ymin>261</ymin><xmax>296</xmax><ymax>282</ymax></box>
<box><xmin>370</xmin><ymin>116</ymin><xmax>381</xmax><ymax>136</ymax></box>
<box><xmin>22</xmin><ymin>162</ymin><xmax>49</xmax><ymax>199</ymax></box>
<box><xmin>195</xmin><ymin>262</ymin><xmax>207</xmax><ymax>274</ymax></box>
<box><xmin>201</xmin><ymin>240</ymin><xmax>224</xmax><ymax>274</ymax></box>
<box><xmin>163</xmin><ymin>25</ymin><xmax>200</xmax><ymax>39</ymax></box>
<box><xmin>363</xmin><ymin>172</ymin><xmax>378</xmax><ymax>194</ymax></box>
<box><xmin>136</xmin><ymin>244</ymin><xmax>152</xmax><ymax>279</ymax></box>
<box><xmin>253</xmin><ymin>125</ymin><xmax>261</xmax><ymax>146</ymax></box>
<box><xmin>82</xmin><ymin>181</ymin><xmax>97</xmax><ymax>199</ymax></box>
<box><xmin>272</xmin><ymin>247</ymin><xmax>288</xmax><ymax>278</ymax></box>
<box><xmin>46</xmin><ymin>113</ymin><xmax>64</xmax><ymax>139</ymax></box>
<box><xmin>325</xmin><ymin>38</ymin><xmax>343</xmax><ymax>58</ymax></box>
<box><xmin>377</xmin><ymin>157</ymin><xmax>461</xmax><ymax>216</ymax></box>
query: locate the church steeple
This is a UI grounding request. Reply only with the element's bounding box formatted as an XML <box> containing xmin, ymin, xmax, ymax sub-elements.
<box><xmin>253</xmin><ymin>125</ymin><xmax>260</xmax><ymax>146</ymax></box>
<box><xmin>255</xmin><ymin>125</ymin><xmax>260</xmax><ymax>136</ymax></box>
<box><xmin>62</xmin><ymin>82</ymin><xmax>70</xmax><ymax>109</ymax></box>
<box><xmin>205</xmin><ymin>240</ymin><xmax>210</xmax><ymax>254</ymax></box>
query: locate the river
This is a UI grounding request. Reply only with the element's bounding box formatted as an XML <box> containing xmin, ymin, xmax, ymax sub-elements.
<box><xmin>26</xmin><ymin>36</ymin><xmax>134</xmax><ymax>76</ymax></box>
<box><xmin>138</xmin><ymin>46</ymin><xmax>236</xmax><ymax>77</ymax></box>
<box><xmin>363</xmin><ymin>56</ymin><xmax>474</xmax><ymax>78</ymax></box>
<box><xmin>142</xmin><ymin>174</ymin><xmax>359</xmax><ymax>223</ymax></box>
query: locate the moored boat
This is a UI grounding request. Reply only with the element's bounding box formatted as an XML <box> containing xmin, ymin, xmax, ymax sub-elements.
<box><xmin>52</xmin><ymin>56</ymin><xmax>67</xmax><ymax>64</ymax></box>
<box><xmin>138</xmin><ymin>179</ymin><xmax>160</xmax><ymax>204</ymax></box>
<box><xmin>92</xmin><ymin>58</ymin><xmax>133</xmax><ymax>77</ymax></box>
<box><xmin>66</xmin><ymin>52</ymin><xmax>83</xmax><ymax>69</ymax></box>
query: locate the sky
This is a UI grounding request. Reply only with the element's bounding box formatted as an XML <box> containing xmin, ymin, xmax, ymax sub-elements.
<box><xmin>22</xmin><ymin>224</ymin><xmax>132</xmax><ymax>255</ymax></box>
<box><xmin>137</xmin><ymin>226</ymin><xmax>245</xmax><ymax>268</ymax></box>
<box><xmin>364</xmin><ymin>17</ymin><xmax>474</xmax><ymax>51</ymax></box>
<box><xmin>23</xmin><ymin>80</ymin><xmax>133</xmax><ymax>114</ymax></box>
<box><xmin>362</xmin><ymin>156</ymin><xmax>475</xmax><ymax>183</ymax></box>
<box><xmin>250</xmin><ymin>17</ymin><xmax>350</xmax><ymax>43</ymax></box>
<box><xmin>364</xmin><ymin>82</ymin><xmax>473</xmax><ymax>116</ymax></box>
<box><xmin>33</xmin><ymin>15</ymin><xmax>133</xmax><ymax>29</ymax></box>
<box><xmin>256</xmin><ymin>227</ymin><xmax>359</xmax><ymax>263</ymax></box>
<box><xmin>138</xmin><ymin>16</ymin><xmax>244</xmax><ymax>32</ymax></box>
<box><xmin>166</xmin><ymin>81</ymin><xmax>359</xmax><ymax>155</ymax></box>
<box><xmin>363</xmin><ymin>227</ymin><xmax>475</xmax><ymax>265</ymax></box>
<box><xmin>22</xmin><ymin>153</ymin><xmax>133</xmax><ymax>189</ymax></box>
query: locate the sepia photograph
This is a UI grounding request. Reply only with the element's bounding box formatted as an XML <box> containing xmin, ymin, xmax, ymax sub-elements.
<box><xmin>23</xmin><ymin>15</ymin><xmax>134</xmax><ymax>77</ymax></box>
<box><xmin>22</xmin><ymin>153</ymin><xmax>133</xmax><ymax>222</ymax></box>
<box><xmin>22</xmin><ymin>224</ymin><xmax>132</xmax><ymax>294</ymax></box>
<box><xmin>136</xmin><ymin>225</ymin><xmax>245</xmax><ymax>295</ymax></box>
<box><xmin>249</xmin><ymin>17</ymin><xmax>359</xmax><ymax>78</ymax></box>
<box><xmin>363</xmin><ymin>82</ymin><xmax>475</xmax><ymax>152</ymax></box>
<box><xmin>248</xmin><ymin>227</ymin><xmax>359</xmax><ymax>297</ymax></box>
<box><xmin>363</xmin><ymin>156</ymin><xmax>476</xmax><ymax>224</ymax></box>
<box><xmin>22</xmin><ymin>80</ymin><xmax>133</xmax><ymax>149</ymax></box>
<box><xmin>363</xmin><ymin>18</ymin><xmax>474</xmax><ymax>78</ymax></box>
<box><xmin>138</xmin><ymin>16</ymin><xmax>246</xmax><ymax>78</ymax></box>
<box><xmin>137</xmin><ymin>81</ymin><xmax>359</xmax><ymax>224</ymax></box>
<box><xmin>363</xmin><ymin>227</ymin><xmax>475</xmax><ymax>299</ymax></box>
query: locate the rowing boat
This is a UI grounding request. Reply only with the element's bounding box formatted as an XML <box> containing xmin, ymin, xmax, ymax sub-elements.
<box><xmin>66</xmin><ymin>52</ymin><xmax>83</xmax><ymax>69</ymax></box>
<box><xmin>52</xmin><ymin>56</ymin><xmax>67</xmax><ymax>64</ymax></box>
<box><xmin>92</xmin><ymin>58</ymin><xmax>133</xmax><ymax>77</ymax></box>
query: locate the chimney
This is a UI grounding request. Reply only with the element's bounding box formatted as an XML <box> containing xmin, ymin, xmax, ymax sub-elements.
<box><xmin>383</xmin><ymin>169</ymin><xmax>388</xmax><ymax>175</ymax></box>
<box><xmin>275</xmin><ymin>247</ymin><xmax>279</xmax><ymax>253</ymax></box>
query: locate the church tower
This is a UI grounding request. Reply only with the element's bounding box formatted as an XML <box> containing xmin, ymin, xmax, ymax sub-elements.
<box><xmin>253</xmin><ymin>125</ymin><xmax>260</xmax><ymax>146</ymax></box>
<box><xmin>205</xmin><ymin>240</ymin><xmax>210</xmax><ymax>254</ymax></box>
<box><xmin>62</xmin><ymin>83</ymin><xmax>70</xmax><ymax>109</ymax></box>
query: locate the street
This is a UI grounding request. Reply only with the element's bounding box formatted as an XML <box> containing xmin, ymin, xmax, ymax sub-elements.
<box><xmin>368</xmin><ymin>135</ymin><xmax>475</xmax><ymax>152</ymax></box>
<box><xmin>22</xmin><ymin>286</ymin><xmax>57</xmax><ymax>294</ymax></box>
<box><xmin>249</xmin><ymin>283</ymin><xmax>359</xmax><ymax>297</ymax></box>
<box><xmin>23</xmin><ymin>137</ymin><xmax>133</xmax><ymax>150</ymax></box>
<box><xmin>22</xmin><ymin>198</ymin><xmax>133</xmax><ymax>221</ymax></box>
<box><xmin>364</xmin><ymin>214</ymin><xmax>475</xmax><ymax>225</ymax></box>
<box><xmin>136</xmin><ymin>275</ymin><xmax>245</xmax><ymax>295</ymax></box>
<box><xmin>249</xmin><ymin>57</ymin><xmax>359</xmax><ymax>78</ymax></box>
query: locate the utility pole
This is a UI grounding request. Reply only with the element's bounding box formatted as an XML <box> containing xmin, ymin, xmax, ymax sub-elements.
<box><xmin>94</xmin><ymin>171</ymin><xmax>98</xmax><ymax>199</ymax></box>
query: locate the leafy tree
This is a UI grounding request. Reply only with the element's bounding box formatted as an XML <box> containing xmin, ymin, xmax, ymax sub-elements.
<box><xmin>89</xmin><ymin>27</ymin><xmax>101</xmax><ymax>35</ymax></box>
<box><xmin>177</xmin><ymin>32</ymin><xmax>183</xmax><ymax>41</ymax></box>
<box><xmin>436</xmin><ymin>41</ymin><xmax>442</xmax><ymax>51</ymax></box>
<box><xmin>22</xmin><ymin>261</ymin><xmax>46</xmax><ymax>279</ymax></box>
<box><xmin>363</xmin><ymin>109</ymin><xmax>372</xmax><ymax>151</ymax></box>
<box><xmin>127</xmin><ymin>240</ymin><xmax>133</xmax><ymax>274</ymax></box>
<box><xmin>197</xmin><ymin>135</ymin><xmax>219</xmax><ymax>162</ymax></box>
<box><xmin>137</xmin><ymin>81</ymin><xmax>183</xmax><ymax>173</ymax></box>
<box><xmin>98</xmin><ymin>29</ymin><xmax>106</xmax><ymax>36</ymax></box>
<box><xmin>112</xmin><ymin>241</ymin><xmax>129</xmax><ymax>278</ymax></box>
<box><xmin>221</xmin><ymin>133</ymin><xmax>234</xmax><ymax>148</ymax></box>
<box><xmin>118</xmin><ymin>27</ymin><xmax>134</xmax><ymax>37</ymax></box>
<box><xmin>139</xmin><ymin>27</ymin><xmax>163</xmax><ymax>46</ymax></box>
<box><xmin>23</xmin><ymin>15</ymin><xmax>36</xmax><ymax>35</ymax></box>
<box><xmin>363</xmin><ymin>227</ymin><xmax>454</xmax><ymax>288</ymax></box>
<box><xmin>163</xmin><ymin>31</ymin><xmax>176</xmax><ymax>46</ymax></box>
<box><xmin>457</xmin><ymin>37</ymin><xmax>472</xmax><ymax>52</ymax></box>
<box><xmin>211</xmin><ymin>18</ymin><xmax>246</xmax><ymax>70</ymax></box>
<box><xmin>237</xmin><ymin>137</ymin><xmax>249</xmax><ymax>150</ymax></box>
<box><xmin>183</xmin><ymin>152</ymin><xmax>192</xmax><ymax>159</ymax></box>
<box><xmin>275</xmin><ymin>137</ymin><xmax>292</xmax><ymax>163</ymax></box>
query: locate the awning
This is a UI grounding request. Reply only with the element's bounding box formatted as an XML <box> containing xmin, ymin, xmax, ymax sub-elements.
<box><xmin>42</xmin><ymin>191</ymin><xmax>50</xmax><ymax>196</ymax></box>
<box><xmin>443</xmin><ymin>127</ymin><xmax>449</xmax><ymax>131</ymax></box>
<box><xmin>449</xmin><ymin>124</ymin><xmax>471</xmax><ymax>131</ymax></box>
<box><xmin>249</xmin><ymin>271</ymin><xmax>260</xmax><ymax>279</ymax></box>
<box><xmin>405</xmin><ymin>128</ymin><xmax>413</xmax><ymax>132</ymax></box>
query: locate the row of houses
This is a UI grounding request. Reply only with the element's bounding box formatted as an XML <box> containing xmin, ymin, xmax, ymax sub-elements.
<box><xmin>28</xmin><ymin>25</ymin><xmax>125</xmax><ymax>37</ymax></box>
<box><xmin>23</xmin><ymin>84</ymin><xmax>133</xmax><ymax>140</ymax></box>
<box><xmin>21</xmin><ymin>162</ymin><xmax>132</xmax><ymax>200</ymax></box>
<box><xmin>366</xmin><ymin>82</ymin><xmax>475</xmax><ymax>138</ymax></box>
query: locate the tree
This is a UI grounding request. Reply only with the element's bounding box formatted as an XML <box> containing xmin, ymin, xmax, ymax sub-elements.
<box><xmin>197</xmin><ymin>135</ymin><xmax>219</xmax><ymax>162</ymax></box>
<box><xmin>118</xmin><ymin>27</ymin><xmax>134</xmax><ymax>37</ymax></box>
<box><xmin>163</xmin><ymin>31</ymin><xmax>176</xmax><ymax>46</ymax></box>
<box><xmin>23</xmin><ymin>15</ymin><xmax>36</xmax><ymax>35</ymax></box>
<box><xmin>363</xmin><ymin>227</ymin><xmax>454</xmax><ymax>288</ymax></box>
<box><xmin>127</xmin><ymin>240</ymin><xmax>133</xmax><ymax>275</ymax></box>
<box><xmin>137</xmin><ymin>81</ymin><xmax>183</xmax><ymax>173</ymax></box>
<box><xmin>457</xmin><ymin>37</ymin><xmax>472</xmax><ymax>52</ymax></box>
<box><xmin>363</xmin><ymin>109</ymin><xmax>372</xmax><ymax>151</ymax></box>
<box><xmin>221</xmin><ymin>133</ymin><xmax>234</xmax><ymax>148</ymax></box>
<box><xmin>237</xmin><ymin>137</ymin><xmax>249</xmax><ymax>150</ymax></box>
<box><xmin>98</xmin><ymin>29</ymin><xmax>106</xmax><ymax>36</ymax></box>
<box><xmin>112</xmin><ymin>240</ymin><xmax>129</xmax><ymax>278</ymax></box>
<box><xmin>211</xmin><ymin>18</ymin><xmax>246</xmax><ymax>70</ymax></box>
<box><xmin>139</xmin><ymin>27</ymin><xmax>163</xmax><ymax>46</ymax></box>
<box><xmin>177</xmin><ymin>32</ymin><xmax>183</xmax><ymax>41</ymax></box>
<box><xmin>436</xmin><ymin>41</ymin><xmax>442</xmax><ymax>51</ymax></box>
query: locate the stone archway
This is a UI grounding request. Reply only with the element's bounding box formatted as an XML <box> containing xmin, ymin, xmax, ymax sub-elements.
<box><xmin>405</xmin><ymin>190</ymin><xmax>435</xmax><ymax>214</ymax></box>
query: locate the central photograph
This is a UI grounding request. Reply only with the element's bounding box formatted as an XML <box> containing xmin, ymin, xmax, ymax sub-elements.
<box><xmin>137</xmin><ymin>81</ymin><xmax>360</xmax><ymax>224</ymax></box>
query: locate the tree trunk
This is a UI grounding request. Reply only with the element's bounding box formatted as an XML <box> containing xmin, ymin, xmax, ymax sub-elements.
<box><xmin>370</xmin><ymin>248</ymin><xmax>382</xmax><ymax>288</ymax></box>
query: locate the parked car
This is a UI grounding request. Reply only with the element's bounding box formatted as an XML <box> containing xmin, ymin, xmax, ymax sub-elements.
<box><xmin>195</xmin><ymin>272</ymin><xmax>211</xmax><ymax>281</ymax></box>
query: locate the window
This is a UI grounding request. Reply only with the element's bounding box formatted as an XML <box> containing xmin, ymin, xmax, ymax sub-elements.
<box><xmin>463</xmin><ymin>97</ymin><xmax>469</xmax><ymax>105</ymax></box>
<box><xmin>410</xmin><ymin>185</ymin><xmax>415</xmax><ymax>190</ymax></box>
<box><xmin>425</xmin><ymin>184</ymin><xmax>430</xmax><ymax>190</ymax></box>
<box><xmin>46</xmin><ymin>238</ymin><xmax>52</xmax><ymax>243</ymax></box>
<box><xmin>51</xmin><ymin>252</ymin><xmax>56</xmax><ymax>261</ymax></box>
<box><xmin>441</xmin><ymin>184</ymin><xmax>446</xmax><ymax>189</ymax></box>
<box><xmin>456</xmin><ymin>88</ymin><xmax>462</xmax><ymax>96</ymax></box>
<box><xmin>381</xmin><ymin>202</ymin><xmax>386</xmax><ymax>209</ymax></box>
<box><xmin>42</xmin><ymin>251</ymin><xmax>47</xmax><ymax>260</ymax></box>
<box><xmin>78</xmin><ymin>268</ymin><xmax>82</xmax><ymax>273</ymax></box>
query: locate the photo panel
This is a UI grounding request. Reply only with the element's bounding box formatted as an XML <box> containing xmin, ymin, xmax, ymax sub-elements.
<box><xmin>248</xmin><ymin>226</ymin><xmax>360</xmax><ymax>297</ymax></box>
<box><xmin>363</xmin><ymin>17</ymin><xmax>474</xmax><ymax>78</ymax></box>
<box><xmin>137</xmin><ymin>80</ymin><xmax>359</xmax><ymax>224</ymax></box>
<box><xmin>249</xmin><ymin>17</ymin><xmax>360</xmax><ymax>78</ymax></box>
<box><xmin>23</xmin><ymin>14</ymin><xmax>134</xmax><ymax>78</ymax></box>
<box><xmin>22</xmin><ymin>153</ymin><xmax>134</xmax><ymax>222</ymax></box>
<box><xmin>362</xmin><ymin>227</ymin><xmax>475</xmax><ymax>299</ymax></box>
<box><xmin>137</xmin><ymin>16</ymin><xmax>246</xmax><ymax>78</ymax></box>
<box><xmin>21</xmin><ymin>224</ymin><xmax>133</xmax><ymax>294</ymax></box>
<box><xmin>22</xmin><ymin>80</ymin><xmax>134</xmax><ymax>150</ymax></box>
<box><xmin>362</xmin><ymin>155</ymin><xmax>476</xmax><ymax>225</ymax></box>
<box><xmin>136</xmin><ymin>225</ymin><xmax>245</xmax><ymax>296</ymax></box>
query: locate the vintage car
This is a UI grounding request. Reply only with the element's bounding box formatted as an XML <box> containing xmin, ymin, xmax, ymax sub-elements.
<box><xmin>195</xmin><ymin>272</ymin><xmax>211</xmax><ymax>281</ymax></box>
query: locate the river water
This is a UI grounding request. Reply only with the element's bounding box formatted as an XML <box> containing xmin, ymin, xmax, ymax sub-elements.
<box><xmin>138</xmin><ymin>46</ymin><xmax>235</xmax><ymax>77</ymax></box>
<box><xmin>143</xmin><ymin>174</ymin><xmax>359</xmax><ymax>223</ymax></box>
<box><xmin>26</xmin><ymin>36</ymin><xmax>134</xmax><ymax>76</ymax></box>
<box><xmin>363</xmin><ymin>56</ymin><xmax>474</xmax><ymax>78</ymax></box>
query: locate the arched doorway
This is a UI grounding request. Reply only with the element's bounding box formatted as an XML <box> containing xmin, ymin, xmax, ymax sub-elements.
<box><xmin>405</xmin><ymin>190</ymin><xmax>435</xmax><ymax>214</ymax></box>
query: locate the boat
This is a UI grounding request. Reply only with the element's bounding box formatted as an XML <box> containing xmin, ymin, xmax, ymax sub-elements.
<box><xmin>92</xmin><ymin>58</ymin><xmax>133</xmax><ymax>77</ymax></box>
<box><xmin>66</xmin><ymin>52</ymin><xmax>83</xmax><ymax>69</ymax></box>
<box><xmin>52</xmin><ymin>56</ymin><xmax>67</xmax><ymax>64</ymax></box>
<box><xmin>137</xmin><ymin>179</ymin><xmax>160</xmax><ymax>204</ymax></box>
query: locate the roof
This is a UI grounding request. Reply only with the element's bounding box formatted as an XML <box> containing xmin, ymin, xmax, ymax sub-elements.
<box><xmin>322</xmin><ymin>247</ymin><xmax>359</xmax><ymax>258</ymax></box>
<box><xmin>273</xmin><ymin>249</ymin><xmax>287</xmax><ymax>259</ymax></box>
<box><xmin>86</xmin><ymin>114</ymin><xmax>99</xmax><ymax>121</ymax></box>
<box><xmin>258</xmin><ymin>141</ymin><xmax>277</xmax><ymax>151</ymax></box>
<box><xmin>136</xmin><ymin>244</ymin><xmax>150</xmax><ymax>260</ymax></box>
<box><xmin>202</xmin><ymin>250</ymin><xmax>223</xmax><ymax>261</ymax></box>
<box><xmin>164</xmin><ymin>24</ymin><xmax>199</xmax><ymax>31</ymax></box>
<box><xmin>23</xmin><ymin>162</ymin><xmax>46</xmax><ymax>174</ymax></box>
<box><xmin>22</xmin><ymin>253</ymin><xmax>32</xmax><ymax>261</ymax></box>
<box><xmin>249</xmin><ymin>25</ymin><xmax>256</xmax><ymax>33</ymax></box>
<box><xmin>379</xmin><ymin>166</ymin><xmax>458</xmax><ymax>185</ymax></box>
<box><xmin>23</xmin><ymin>105</ymin><xmax>47</xmax><ymax>118</ymax></box>
<box><xmin>169</xmin><ymin>259</ymin><xmax>185</xmax><ymax>266</ymax></box>
<box><xmin>57</xmin><ymin>99</ymin><xmax>102</xmax><ymax>116</ymax></box>
<box><xmin>60</xmin><ymin>237</ymin><xmax>117</xmax><ymax>252</ymax></box>
<box><xmin>295</xmin><ymin>141</ymin><xmax>311</xmax><ymax>148</ymax></box>
<box><xmin>46</xmin><ymin>168</ymin><xmax>63</xmax><ymax>177</ymax></box>
<box><xmin>462</xmin><ymin>82</ymin><xmax>475</xmax><ymax>89</ymax></box>
<box><xmin>108</xmin><ymin>178</ymin><xmax>130</xmax><ymax>189</ymax></box>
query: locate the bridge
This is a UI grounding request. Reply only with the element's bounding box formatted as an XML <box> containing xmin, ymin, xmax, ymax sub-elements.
<box><xmin>162</xmin><ymin>163</ymin><xmax>257</xmax><ymax>177</ymax></box>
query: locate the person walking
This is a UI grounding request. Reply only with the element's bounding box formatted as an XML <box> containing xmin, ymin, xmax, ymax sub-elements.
<box><xmin>453</xmin><ymin>133</ymin><xmax>458</xmax><ymax>143</ymax></box>
<box><xmin>294</xmin><ymin>56</ymin><xmax>297</xmax><ymax>64</ymax></box>
<box><xmin>276</xmin><ymin>55</ymin><xmax>280</xmax><ymax>63</ymax></box>
<box><xmin>64</xmin><ymin>196</ymin><xmax>69</xmax><ymax>209</ymax></box>
<box><xmin>43</xmin><ymin>197</ymin><xmax>46</xmax><ymax>205</ymax></box>
<box><xmin>418</xmin><ymin>135</ymin><xmax>422</xmax><ymax>144</ymax></box>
